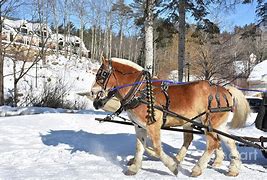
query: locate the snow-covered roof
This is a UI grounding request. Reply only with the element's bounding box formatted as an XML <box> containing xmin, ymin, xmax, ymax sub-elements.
<box><xmin>3</xmin><ymin>18</ymin><xmax>52</xmax><ymax>34</ymax></box>
<box><xmin>50</xmin><ymin>34</ymin><xmax>88</xmax><ymax>51</ymax></box>
<box><xmin>248</xmin><ymin>60</ymin><xmax>267</xmax><ymax>83</ymax></box>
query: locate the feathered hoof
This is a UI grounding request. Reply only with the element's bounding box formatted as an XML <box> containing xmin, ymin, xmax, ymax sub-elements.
<box><xmin>172</xmin><ymin>166</ymin><xmax>178</xmax><ymax>176</ymax></box>
<box><xmin>227</xmin><ymin>170</ymin><xmax>239</xmax><ymax>177</ymax></box>
<box><xmin>127</xmin><ymin>158</ymin><xmax>135</xmax><ymax>166</ymax></box>
<box><xmin>191</xmin><ymin>165</ymin><xmax>202</xmax><ymax>177</ymax></box>
<box><xmin>124</xmin><ymin>169</ymin><xmax>137</xmax><ymax>176</ymax></box>
<box><xmin>212</xmin><ymin>161</ymin><xmax>222</xmax><ymax>168</ymax></box>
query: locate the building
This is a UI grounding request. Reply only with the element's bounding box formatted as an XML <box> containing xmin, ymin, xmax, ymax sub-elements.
<box><xmin>1</xmin><ymin>17</ymin><xmax>89</xmax><ymax>57</ymax></box>
<box><xmin>247</xmin><ymin>60</ymin><xmax>267</xmax><ymax>96</ymax></box>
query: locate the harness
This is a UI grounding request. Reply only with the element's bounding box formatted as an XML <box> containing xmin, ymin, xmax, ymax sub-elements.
<box><xmin>94</xmin><ymin>60</ymin><xmax>234</xmax><ymax>129</ymax></box>
<box><xmin>94</xmin><ymin>61</ymin><xmax>267</xmax><ymax>156</ymax></box>
<box><xmin>94</xmin><ymin>60</ymin><xmax>156</xmax><ymax>124</ymax></box>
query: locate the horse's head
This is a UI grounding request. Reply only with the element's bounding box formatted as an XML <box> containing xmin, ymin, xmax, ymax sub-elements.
<box><xmin>95</xmin><ymin>57</ymin><xmax>116</xmax><ymax>91</ymax></box>
<box><xmin>91</xmin><ymin>57</ymin><xmax>144</xmax><ymax>110</ymax></box>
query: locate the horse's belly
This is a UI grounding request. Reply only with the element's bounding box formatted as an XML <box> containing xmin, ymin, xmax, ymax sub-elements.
<box><xmin>165</xmin><ymin>116</ymin><xmax>186</xmax><ymax>127</ymax></box>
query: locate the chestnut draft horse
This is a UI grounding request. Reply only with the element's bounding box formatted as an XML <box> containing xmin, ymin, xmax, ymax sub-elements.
<box><xmin>91</xmin><ymin>58</ymin><xmax>250</xmax><ymax>177</ymax></box>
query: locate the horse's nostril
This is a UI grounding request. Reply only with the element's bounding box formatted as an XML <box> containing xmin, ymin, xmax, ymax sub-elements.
<box><xmin>90</xmin><ymin>91</ymin><xmax>94</xmax><ymax>97</ymax></box>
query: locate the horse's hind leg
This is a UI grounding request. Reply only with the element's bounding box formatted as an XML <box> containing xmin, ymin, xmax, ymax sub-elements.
<box><xmin>176</xmin><ymin>124</ymin><xmax>193</xmax><ymax>163</ymax></box>
<box><xmin>147</xmin><ymin>123</ymin><xmax>178</xmax><ymax>175</ymax></box>
<box><xmin>212</xmin><ymin>143</ymin><xmax>224</xmax><ymax>168</ymax></box>
<box><xmin>191</xmin><ymin>132</ymin><xmax>220</xmax><ymax>177</ymax></box>
<box><xmin>125</xmin><ymin>126</ymin><xmax>146</xmax><ymax>175</ymax></box>
<box><xmin>218</xmin><ymin>134</ymin><xmax>241</xmax><ymax>176</ymax></box>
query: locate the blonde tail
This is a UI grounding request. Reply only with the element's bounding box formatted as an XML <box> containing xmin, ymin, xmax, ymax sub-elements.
<box><xmin>226</xmin><ymin>86</ymin><xmax>250</xmax><ymax>128</ymax></box>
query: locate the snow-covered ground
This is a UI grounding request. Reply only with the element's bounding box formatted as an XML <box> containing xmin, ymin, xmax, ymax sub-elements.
<box><xmin>4</xmin><ymin>54</ymin><xmax>99</xmax><ymax>107</ymax></box>
<box><xmin>0</xmin><ymin>107</ymin><xmax>266</xmax><ymax>179</ymax></box>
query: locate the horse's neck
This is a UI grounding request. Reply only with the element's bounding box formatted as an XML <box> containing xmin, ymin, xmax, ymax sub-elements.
<box><xmin>115</xmin><ymin>70</ymin><xmax>145</xmax><ymax>99</ymax></box>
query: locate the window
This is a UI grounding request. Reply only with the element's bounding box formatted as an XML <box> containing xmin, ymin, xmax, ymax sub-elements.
<box><xmin>21</xmin><ymin>24</ymin><xmax>28</xmax><ymax>34</ymax></box>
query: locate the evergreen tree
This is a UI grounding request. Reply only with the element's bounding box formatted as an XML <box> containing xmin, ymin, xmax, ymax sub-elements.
<box><xmin>157</xmin><ymin>0</ymin><xmax>219</xmax><ymax>82</ymax></box>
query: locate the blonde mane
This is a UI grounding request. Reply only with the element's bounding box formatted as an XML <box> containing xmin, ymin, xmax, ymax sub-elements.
<box><xmin>111</xmin><ymin>57</ymin><xmax>143</xmax><ymax>71</ymax></box>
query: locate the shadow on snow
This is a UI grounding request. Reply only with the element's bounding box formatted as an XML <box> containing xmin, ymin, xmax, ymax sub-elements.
<box><xmin>40</xmin><ymin>130</ymin><xmax>178</xmax><ymax>175</ymax></box>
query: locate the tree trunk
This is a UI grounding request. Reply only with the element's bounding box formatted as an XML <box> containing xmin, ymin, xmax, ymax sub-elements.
<box><xmin>178</xmin><ymin>0</ymin><xmax>185</xmax><ymax>82</ymax></box>
<box><xmin>109</xmin><ymin>23</ymin><xmax>113</xmax><ymax>59</ymax></box>
<box><xmin>144</xmin><ymin>0</ymin><xmax>154</xmax><ymax>75</ymax></box>
<box><xmin>98</xmin><ymin>26</ymin><xmax>102</xmax><ymax>60</ymax></box>
<box><xmin>0</xmin><ymin>6</ymin><xmax>4</xmax><ymax>105</ymax></box>
<box><xmin>94</xmin><ymin>26</ymin><xmax>97</xmax><ymax>60</ymax></box>
<box><xmin>91</xmin><ymin>26</ymin><xmax>94</xmax><ymax>60</ymax></box>
<box><xmin>134</xmin><ymin>37</ymin><xmax>139</xmax><ymax>63</ymax></box>
<box><xmin>119</xmin><ymin>19</ymin><xmax>123</xmax><ymax>58</ymax></box>
<box><xmin>63</xmin><ymin>0</ymin><xmax>68</xmax><ymax>58</ymax></box>
<box><xmin>79</xmin><ymin>17</ymin><xmax>84</xmax><ymax>59</ymax></box>
<box><xmin>128</xmin><ymin>37</ymin><xmax>132</xmax><ymax>60</ymax></box>
<box><xmin>13</xmin><ymin>60</ymin><xmax>17</xmax><ymax>107</ymax></box>
<box><xmin>105</xmin><ymin>10</ymin><xmax>112</xmax><ymax>58</ymax></box>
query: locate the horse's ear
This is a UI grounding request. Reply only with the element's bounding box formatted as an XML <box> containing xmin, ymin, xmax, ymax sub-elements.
<box><xmin>101</xmin><ymin>56</ymin><xmax>105</xmax><ymax>63</ymax></box>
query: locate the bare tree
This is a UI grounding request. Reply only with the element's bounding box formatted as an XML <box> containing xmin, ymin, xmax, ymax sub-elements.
<box><xmin>0</xmin><ymin>0</ymin><xmax>25</xmax><ymax>105</ymax></box>
<box><xmin>112</xmin><ymin>0</ymin><xmax>132</xmax><ymax>58</ymax></box>
<box><xmin>49</xmin><ymin>0</ymin><xmax>59</xmax><ymax>58</ymax></box>
<box><xmin>73</xmin><ymin>0</ymin><xmax>89</xmax><ymax>58</ymax></box>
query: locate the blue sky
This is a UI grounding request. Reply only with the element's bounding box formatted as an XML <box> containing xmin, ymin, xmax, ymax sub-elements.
<box><xmin>126</xmin><ymin>0</ymin><xmax>260</xmax><ymax>32</ymax></box>
<box><xmin>219</xmin><ymin>2</ymin><xmax>258</xmax><ymax>31</ymax></box>
<box><xmin>14</xmin><ymin>0</ymin><xmax>260</xmax><ymax>33</ymax></box>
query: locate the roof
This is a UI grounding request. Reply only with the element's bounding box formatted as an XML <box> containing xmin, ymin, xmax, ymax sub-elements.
<box><xmin>248</xmin><ymin>60</ymin><xmax>267</xmax><ymax>83</ymax></box>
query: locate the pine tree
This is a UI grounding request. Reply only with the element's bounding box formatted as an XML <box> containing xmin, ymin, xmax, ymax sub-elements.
<box><xmin>158</xmin><ymin>0</ymin><xmax>219</xmax><ymax>82</ymax></box>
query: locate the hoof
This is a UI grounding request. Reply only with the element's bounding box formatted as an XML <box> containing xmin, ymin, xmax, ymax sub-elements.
<box><xmin>227</xmin><ymin>171</ymin><xmax>239</xmax><ymax>177</ymax></box>
<box><xmin>124</xmin><ymin>170</ymin><xmax>137</xmax><ymax>176</ymax></box>
<box><xmin>127</xmin><ymin>158</ymin><xmax>135</xmax><ymax>166</ymax></box>
<box><xmin>191</xmin><ymin>165</ymin><xmax>202</xmax><ymax>177</ymax></box>
<box><xmin>212</xmin><ymin>162</ymin><xmax>222</xmax><ymax>168</ymax></box>
<box><xmin>172</xmin><ymin>166</ymin><xmax>178</xmax><ymax>176</ymax></box>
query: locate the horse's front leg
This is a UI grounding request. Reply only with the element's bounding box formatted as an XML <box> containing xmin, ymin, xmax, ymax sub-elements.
<box><xmin>147</xmin><ymin>116</ymin><xmax>178</xmax><ymax>175</ymax></box>
<box><xmin>125</xmin><ymin>125</ymin><xmax>146</xmax><ymax>175</ymax></box>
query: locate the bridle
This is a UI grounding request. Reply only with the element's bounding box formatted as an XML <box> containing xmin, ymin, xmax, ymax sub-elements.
<box><xmin>94</xmin><ymin>59</ymin><xmax>146</xmax><ymax>110</ymax></box>
<box><xmin>94</xmin><ymin>59</ymin><xmax>157</xmax><ymax>124</ymax></box>
<box><xmin>95</xmin><ymin>61</ymin><xmax>113</xmax><ymax>90</ymax></box>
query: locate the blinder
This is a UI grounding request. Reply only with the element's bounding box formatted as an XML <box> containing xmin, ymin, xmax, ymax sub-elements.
<box><xmin>96</xmin><ymin>64</ymin><xmax>112</xmax><ymax>89</ymax></box>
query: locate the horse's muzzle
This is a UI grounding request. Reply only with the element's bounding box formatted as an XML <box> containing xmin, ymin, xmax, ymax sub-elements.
<box><xmin>93</xmin><ymin>99</ymin><xmax>105</xmax><ymax>109</ymax></box>
<box><xmin>93</xmin><ymin>95</ymin><xmax>111</xmax><ymax>109</ymax></box>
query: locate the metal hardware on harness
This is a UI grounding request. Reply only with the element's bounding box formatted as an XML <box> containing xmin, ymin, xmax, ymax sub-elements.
<box><xmin>93</xmin><ymin>89</ymin><xmax>117</xmax><ymax>110</ymax></box>
<box><xmin>144</xmin><ymin>71</ymin><xmax>156</xmax><ymax>125</ymax></box>
<box><xmin>208</xmin><ymin>95</ymin><xmax>213</xmax><ymax>110</ymax></box>
<box><xmin>208</xmin><ymin>90</ymin><xmax>233</xmax><ymax>113</ymax></box>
